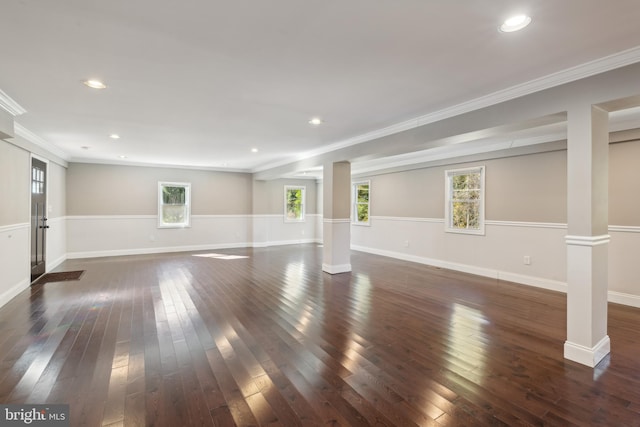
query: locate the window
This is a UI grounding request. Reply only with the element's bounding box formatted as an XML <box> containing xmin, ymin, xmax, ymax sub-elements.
<box><xmin>352</xmin><ymin>181</ymin><xmax>370</xmax><ymax>225</ymax></box>
<box><xmin>445</xmin><ymin>166</ymin><xmax>485</xmax><ymax>235</ymax></box>
<box><xmin>158</xmin><ymin>182</ymin><xmax>191</xmax><ymax>228</ymax></box>
<box><xmin>284</xmin><ymin>185</ymin><xmax>305</xmax><ymax>222</ymax></box>
<box><xmin>32</xmin><ymin>165</ymin><xmax>45</xmax><ymax>194</ymax></box>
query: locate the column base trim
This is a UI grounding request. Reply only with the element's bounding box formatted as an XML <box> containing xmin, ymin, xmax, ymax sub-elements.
<box><xmin>564</xmin><ymin>335</ymin><xmax>611</xmax><ymax>367</ymax></box>
<box><xmin>322</xmin><ymin>263</ymin><xmax>352</xmax><ymax>275</ymax></box>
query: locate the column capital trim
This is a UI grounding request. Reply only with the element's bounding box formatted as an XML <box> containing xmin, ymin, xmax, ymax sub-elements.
<box><xmin>565</xmin><ymin>234</ymin><xmax>610</xmax><ymax>246</ymax></box>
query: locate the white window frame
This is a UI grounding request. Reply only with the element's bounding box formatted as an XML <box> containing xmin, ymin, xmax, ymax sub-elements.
<box><xmin>284</xmin><ymin>185</ymin><xmax>306</xmax><ymax>223</ymax></box>
<box><xmin>158</xmin><ymin>181</ymin><xmax>191</xmax><ymax>228</ymax></box>
<box><xmin>352</xmin><ymin>180</ymin><xmax>371</xmax><ymax>226</ymax></box>
<box><xmin>444</xmin><ymin>166</ymin><xmax>485</xmax><ymax>235</ymax></box>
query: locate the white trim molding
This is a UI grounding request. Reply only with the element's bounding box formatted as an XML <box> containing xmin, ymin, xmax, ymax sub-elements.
<box><xmin>486</xmin><ymin>220</ymin><xmax>567</xmax><ymax>230</ymax></box>
<box><xmin>0</xmin><ymin>279</ymin><xmax>30</xmax><ymax>310</ymax></box>
<box><xmin>609</xmin><ymin>225</ymin><xmax>640</xmax><ymax>233</ymax></box>
<box><xmin>370</xmin><ymin>216</ymin><xmax>444</xmax><ymax>224</ymax></box>
<box><xmin>608</xmin><ymin>291</ymin><xmax>640</xmax><ymax>309</ymax></box>
<box><xmin>564</xmin><ymin>336</ymin><xmax>611</xmax><ymax>368</ymax></box>
<box><xmin>322</xmin><ymin>263</ymin><xmax>352</xmax><ymax>275</ymax></box>
<box><xmin>15</xmin><ymin>123</ymin><xmax>70</xmax><ymax>161</ymax></box>
<box><xmin>67</xmin><ymin>215</ymin><xmax>157</xmax><ymax>221</ymax></box>
<box><xmin>323</xmin><ymin>218</ymin><xmax>351</xmax><ymax>224</ymax></box>
<box><xmin>0</xmin><ymin>223</ymin><xmax>29</xmax><ymax>233</ymax></box>
<box><xmin>351</xmin><ymin>244</ymin><xmax>567</xmax><ymax>293</ymax></box>
<box><xmin>0</xmin><ymin>88</ymin><xmax>27</xmax><ymax>116</ymax></box>
<box><xmin>565</xmin><ymin>234</ymin><xmax>611</xmax><ymax>246</ymax></box>
<box><xmin>67</xmin><ymin>242</ymin><xmax>253</xmax><ymax>259</ymax></box>
<box><xmin>253</xmin><ymin>46</ymin><xmax>640</xmax><ymax>175</ymax></box>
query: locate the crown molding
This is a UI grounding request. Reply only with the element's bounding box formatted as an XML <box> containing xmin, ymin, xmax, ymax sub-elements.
<box><xmin>0</xmin><ymin>89</ymin><xmax>26</xmax><ymax>116</ymax></box>
<box><xmin>69</xmin><ymin>156</ymin><xmax>251</xmax><ymax>173</ymax></box>
<box><xmin>14</xmin><ymin>123</ymin><xmax>70</xmax><ymax>161</ymax></box>
<box><xmin>253</xmin><ymin>45</ymin><xmax>640</xmax><ymax>175</ymax></box>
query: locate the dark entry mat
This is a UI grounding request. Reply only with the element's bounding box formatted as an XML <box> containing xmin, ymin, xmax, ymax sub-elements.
<box><xmin>34</xmin><ymin>270</ymin><xmax>85</xmax><ymax>284</ymax></box>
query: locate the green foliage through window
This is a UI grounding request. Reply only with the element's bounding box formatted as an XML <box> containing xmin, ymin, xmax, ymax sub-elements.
<box><xmin>446</xmin><ymin>167</ymin><xmax>484</xmax><ymax>234</ymax></box>
<box><xmin>159</xmin><ymin>182</ymin><xmax>190</xmax><ymax>227</ymax></box>
<box><xmin>353</xmin><ymin>182</ymin><xmax>370</xmax><ymax>223</ymax></box>
<box><xmin>285</xmin><ymin>186</ymin><xmax>305</xmax><ymax>221</ymax></box>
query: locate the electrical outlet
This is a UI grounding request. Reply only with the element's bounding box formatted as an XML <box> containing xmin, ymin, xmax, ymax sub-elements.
<box><xmin>404</xmin><ymin>240</ymin><xmax>409</xmax><ymax>248</ymax></box>
<box><xmin>524</xmin><ymin>255</ymin><xmax>531</xmax><ymax>265</ymax></box>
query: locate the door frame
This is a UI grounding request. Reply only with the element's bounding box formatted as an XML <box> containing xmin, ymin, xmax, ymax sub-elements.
<box><xmin>30</xmin><ymin>154</ymin><xmax>49</xmax><ymax>283</ymax></box>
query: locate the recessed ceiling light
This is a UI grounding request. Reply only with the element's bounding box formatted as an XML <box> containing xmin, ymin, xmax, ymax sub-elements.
<box><xmin>251</xmin><ymin>148</ymin><xmax>259</xmax><ymax>153</ymax></box>
<box><xmin>499</xmin><ymin>14</ymin><xmax>531</xmax><ymax>32</ymax></box>
<box><xmin>308</xmin><ymin>118</ymin><xmax>323</xmax><ymax>125</ymax></box>
<box><xmin>109</xmin><ymin>134</ymin><xmax>120</xmax><ymax>140</ymax></box>
<box><xmin>83</xmin><ymin>79</ymin><xmax>107</xmax><ymax>89</ymax></box>
<box><xmin>118</xmin><ymin>155</ymin><xmax>127</xmax><ymax>159</ymax></box>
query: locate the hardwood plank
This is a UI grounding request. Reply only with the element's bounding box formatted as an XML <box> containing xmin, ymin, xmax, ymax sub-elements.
<box><xmin>1</xmin><ymin>245</ymin><xmax>640</xmax><ymax>426</ymax></box>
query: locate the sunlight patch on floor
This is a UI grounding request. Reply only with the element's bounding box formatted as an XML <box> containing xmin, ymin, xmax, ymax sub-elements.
<box><xmin>192</xmin><ymin>253</ymin><xmax>249</xmax><ymax>260</ymax></box>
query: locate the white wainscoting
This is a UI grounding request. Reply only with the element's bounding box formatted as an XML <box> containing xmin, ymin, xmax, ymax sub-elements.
<box><xmin>46</xmin><ymin>216</ymin><xmax>67</xmax><ymax>270</ymax></box>
<box><xmin>608</xmin><ymin>226</ymin><xmax>640</xmax><ymax>307</ymax></box>
<box><xmin>252</xmin><ymin>214</ymin><xmax>322</xmax><ymax>248</ymax></box>
<box><xmin>67</xmin><ymin>215</ymin><xmax>253</xmax><ymax>258</ymax></box>
<box><xmin>0</xmin><ymin>223</ymin><xmax>30</xmax><ymax>308</ymax></box>
<box><xmin>351</xmin><ymin>216</ymin><xmax>640</xmax><ymax>308</ymax></box>
<box><xmin>67</xmin><ymin>214</ymin><xmax>323</xmax><ymax>259</ymax></box>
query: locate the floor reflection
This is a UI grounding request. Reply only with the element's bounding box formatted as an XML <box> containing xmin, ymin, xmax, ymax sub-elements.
<box><xmin>446</xmin><ymin>303</ymin><xmax>489</xmax><ymax>374</ymax></box>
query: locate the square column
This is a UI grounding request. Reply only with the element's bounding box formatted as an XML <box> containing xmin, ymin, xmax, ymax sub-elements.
<box><xmin>564</xmin><ymin>104</ymin><xmax>610</xmax><ymax>367</ymax></box>
<box><xmin>322</xmin><ymin>161</ymin><xmax>351</xmax><ymax>274</ymax></box>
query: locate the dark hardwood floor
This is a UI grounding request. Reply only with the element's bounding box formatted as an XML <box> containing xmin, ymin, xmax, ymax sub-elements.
<box><xmin>1</xmin><ymin>244</ymin><xmax>640</xmax><ymax>426</ymax></box>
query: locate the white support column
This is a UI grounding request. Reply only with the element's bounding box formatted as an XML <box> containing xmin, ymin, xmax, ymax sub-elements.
<box><xmin>564</xmin><ymin>104</ymin><xmax>610</xmax><ymax>367</ymax></box>
<box><xmin>322</xmin><ymin>161</ymin><xmax>351</xmax><ymax>274</ymax></box>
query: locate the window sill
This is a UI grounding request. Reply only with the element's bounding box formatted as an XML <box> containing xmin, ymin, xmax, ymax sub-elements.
<box><xmin>445</xmin><ymin>227</ymin><xmax>485</xmax><ymax>236</ymax></box>
<box><xmin>157</xmin><ymin>224</ymin><xmax>192</xmax><ymax>229</ymax></box>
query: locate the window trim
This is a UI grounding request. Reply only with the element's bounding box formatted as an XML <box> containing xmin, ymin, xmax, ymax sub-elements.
<box><xmin>352</xmin><ymin>180</ymin><xmax>371</xmax><ymax>226</ymax></box>
<box><xmin>284</xmin><ymin>185</ymin><xmax>306</xmax><ymax>223</ymax></box>
<box><xmin>444</xmin><ymin>166</ymin><xmax>485</xmax><ymax>235</ymax></box>
<box><xmin>158</xmin><ymin>181</ymin><xmax>191</xmax><ymax>229</ymax></box>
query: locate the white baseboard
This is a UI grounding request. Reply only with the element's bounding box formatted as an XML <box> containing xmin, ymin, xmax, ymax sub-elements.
<box><xmin>252</xmin><ymin>238</ymin><xmax>320</xmax><ymax>248</ymax></box>
<box><xmin>607</xmin><ymin>291</ymin><xmax>640</xmax><ymax>308</ymax></box>
<box><xmin>351</xmin><ymin>244</ymin><xmax>498</xmax><ymax>278</ymax></box>
<box><xmin>59</xmin><ymin>241</ymin><xmax>640</xmax><ymax>309</ymax></box>
<box><xmin>0</xmin><ymin>278</ymin><xmax>29</xmax><ymax>309</ymax></box>
<box><xmin>497</xmin><ymin>271</ymin><xmax>567</xmax><ymax>293</ymax></box>
<box><xmin>351</xmin><ymin>244</ymin><xmax>635</xmax><ymax>306</ymax></box>
<box><xmin>47</xmin><ymin>254</ymin><xmax>67</xmax><ymax>272</ymax></box>
<box><xmin>66</xmin><ymin>239</ymin><xmax>324</xmax><ymax>259</ymax></box>
<box><xmin>67</xmin><ymin>242</ymin><xmax>253</xmax><ymax>259</ymax></box>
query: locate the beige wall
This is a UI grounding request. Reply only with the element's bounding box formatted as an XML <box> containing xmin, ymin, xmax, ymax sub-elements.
<box><xmin>610</xmin><ymin>139</ymin><xmax>640</xmax><ymax>226</ymax></box>
<box><xmin>367</xmin><ymin>150</ymin><xmax>567</xmax><ymax>223</ymax></box>
<box><xmin>48</xmin><ymin>162</ymin><xmax>66</xmax><ymax>218</ymax></box>
<box><xmin>67</xmin><ymin>163</ymin><xmax>252</xmax><ymax>215</ymax></box>
<box><xmin>252</xmin><ymin>178</ymin><xmax>318</xmax><ymax>215</ymax></box>
<box><xmin>485</xmin><ymin>151</ymin><xmax>566</xmax><ymax>223</ymax></box>
<box><xmin>0</xmin><ymin>140</ymin><xmax>29</xmax><ymax>225</ymax></box>
<box><xmin>362</xmin><ymin>140</ymin><xmax>640</xmax><ymax>226</ymax></box>
<box><xmin>370</xmin><ymin>167</ymin><xmax>444</xmax><ymax>218</ymax></box>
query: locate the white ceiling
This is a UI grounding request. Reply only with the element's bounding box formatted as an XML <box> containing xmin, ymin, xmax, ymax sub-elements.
<box><xmin>2</xmin><ymin>0</ymin><xmax>640</xmax><ymax>176</ymax></box>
